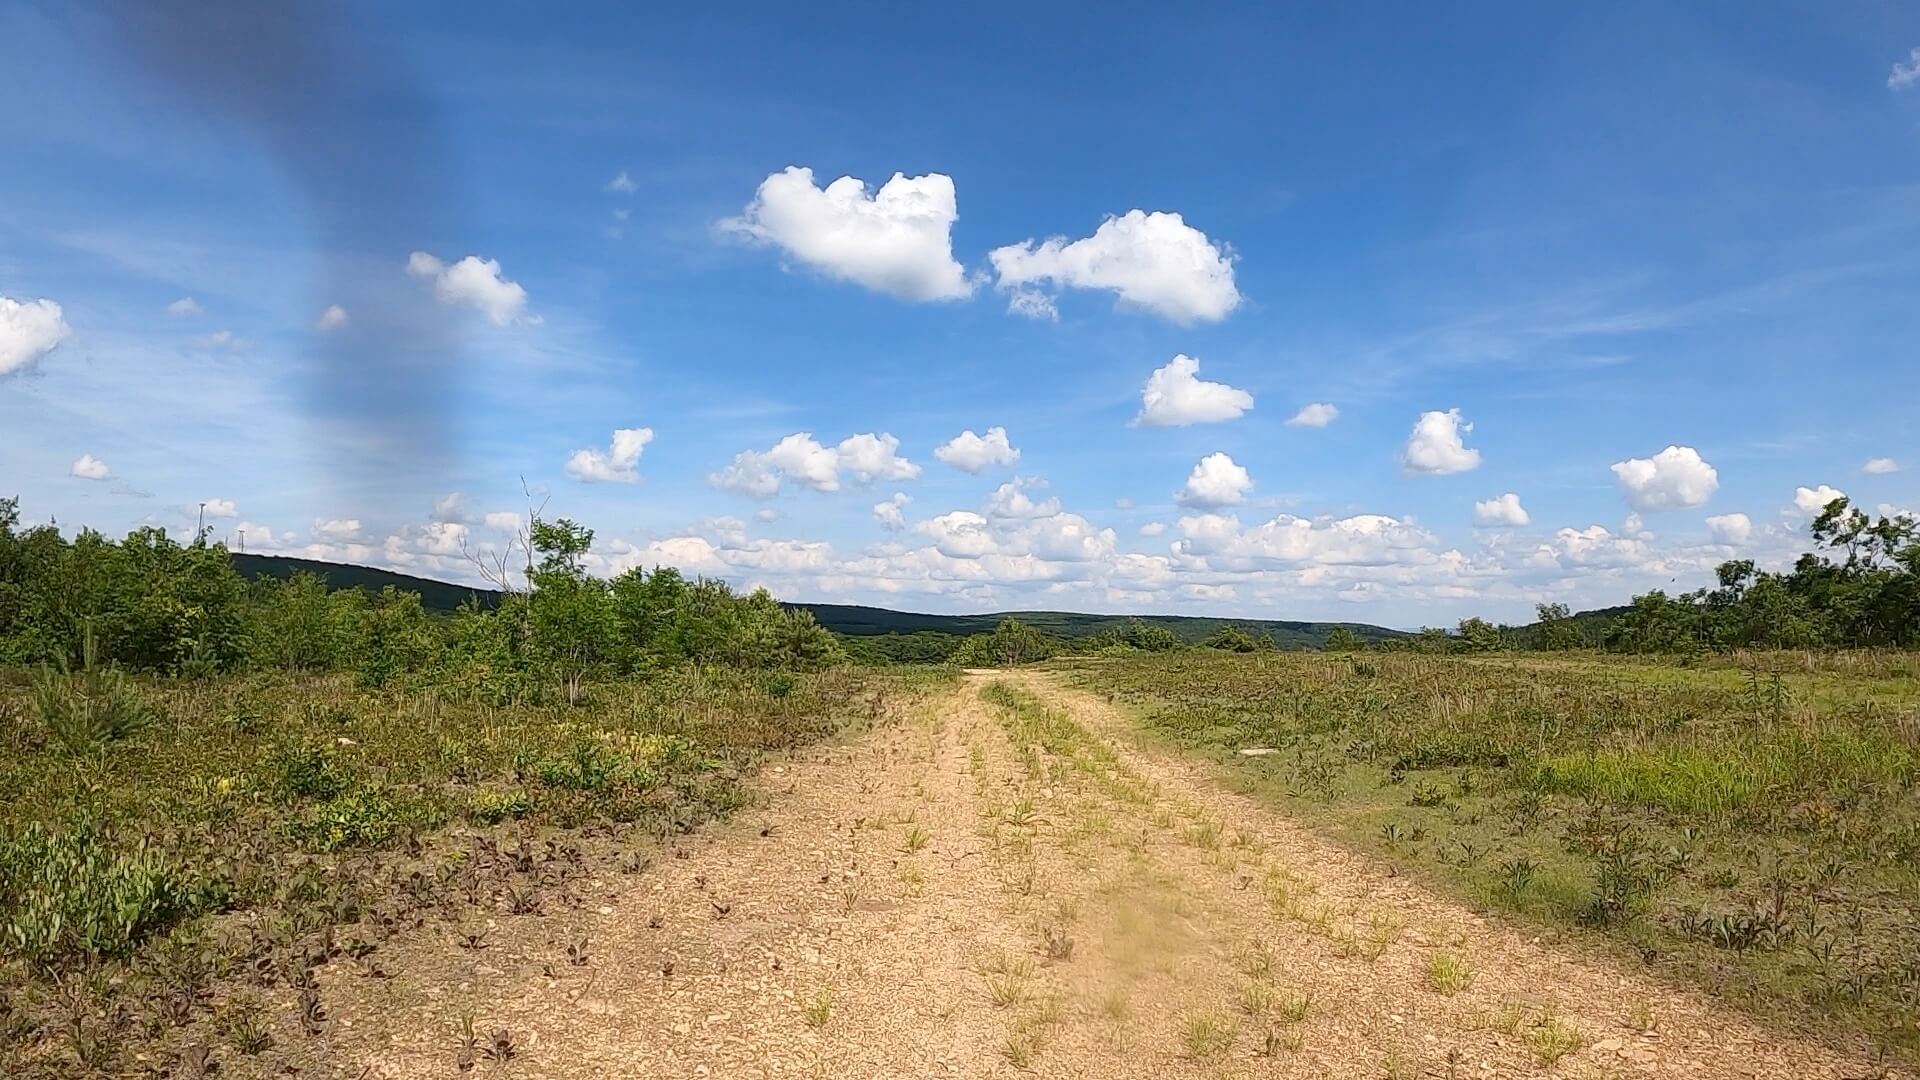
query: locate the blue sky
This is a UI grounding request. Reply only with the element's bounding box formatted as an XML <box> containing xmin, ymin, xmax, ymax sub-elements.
<box><xmin>3</xmin><ymin>3</ymin><xmax>1917</xmax><ymax>627</ymax></box>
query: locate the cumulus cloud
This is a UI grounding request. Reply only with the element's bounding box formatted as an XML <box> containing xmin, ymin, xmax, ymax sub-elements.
<box><xmin>1402</xmin><ymin>409</ymin><xmax>1481</xmax><ymax>475</ymax></box>
<box><xmin>1864</xmin><ymin>457</ymin><xmax>1901</xmax><ymax>475</ymax></box>
<box><xmin>166</xmin><ymin>297</ymin><xmax>202</xmax><ymax>317</ymax></box>
<box><xmin>988</xmin><ymin>209</ymin><xmax>1241</xmax><ymax>325</ymax></box>
<box><xmin>935</xmin><ymin>426</ymin><xmax>1020</xmax><ymax>472</ymax></box>
<box><xmin>606</xmin><ymin>170</ymin><xmax>637</xmax><ymax>193</ymax></box>
<box><xmin>1472</xmin><ymin>493</ymin><xmax>1530</xmax><ymax>527</ymax></box>
<box><xmin>1530</xmin><ymin>525</ymin><xmax>1652</xmax><ymax>570</ymax></box>
<box><xmin>711</xmin><ymin>432</ymin><xmax>919</xmax><ymax>497</ymax></box>
<box><xmin>916</xmin><ymin>510</ymin><xmax>997</xmax><ymax>558</ymax></box>
<box><xmin>315</xmin><ymin>304</ymin><xmax>349</xmax><ymax>331</ymax></box>
<box><xmin>719</xmin><ymin>166</ymin><xmax>970</xmax><ymax>301</ymax></box>
<box><xmin>1286</xmin><ymin>402</ymin><xmax>1339</xmax><ymax>428</ymax></box>
<box><xmin>985</xmin><ymin>477</ymin><xmax>1061</xmax><ymax>519</ymax></box>
<box><xmin>1792</xmin><ymin>484</ymin><xmax>1847</xmax><ymax>515</ymax></box>
<box><xmin>1705</xmin><ymin>513</ymin><xmax>1752</xmax><ymax>544</ymax></box>
<box><xmin>483</xmin><ymin>512</ymin><xmax>523</xmax><ymax>533</ymax></box>
<box><xmin>566</xmin><ymin>427</ymin><xmax>655</xmax><ymax>483</ymax></box>
<box><xmin>1173</xmin><ymin>511</ymin><xmax>1439</xmax><ymax>567</ymax></box>
<box><xmin>1891</xmin><ymin>47</ymin><xmax>1920</xmax><ymax>90</ymax></box>
<box><xmin>1134</xmin><ymin>354</ymin><xmax>1253</xmax><ymax>427</ymax></box>
<box><xmin>70</xmin><ymin>454</ymin><xmax>112</xmax><ymax>480</ymax></box>
<box><xmin>873</xmin><ymin>492</ymin><xmax>912</xmax><ymax>530</ymax></box>
<box><xmin>1</xmin><ymin>296</ymin><xmax>72</xmax><ymax>376</ymax></box>
<box><xmin>1611</xmin><ymin>445</ymin><xmax>1718</xmax><ymax>511</ymax></box>
<box><xmin>314</xmin><ymin>518</ymin><xmax>363</xmax><ymax>539</ymax></box>
<box><xmin>201</xmin><ymin>498</ymin><xmax>239</xmax><ymax>519</ymax></box>
<box><xmin>1138</xmin><ymin>521</ymin><xmax>1168</xmax><ymax>537</ymax></box>
<box><xmin>407</xmin><ymin>251</ymin><xmax>533</xmax><ymax>326</ymax></box>
<box><xmin>1176</xmin><ymin>452</ymin><xmax>1252</xmax><ymax>508</ymax></box>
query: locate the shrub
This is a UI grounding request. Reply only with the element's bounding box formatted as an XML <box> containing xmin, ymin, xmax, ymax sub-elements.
<box><xmin>0</xmin><ymin>823</ymin><xmax>225</xmax><ymax>964</ymax></box>
<box><xmin>271</xmin><ymin>740</ymin><xmax>347</xmax><ymax>801</ymax></box>
<box><xmin>32</xmin><ymin>633</ymin><xmax>154</xmax><ymax>754</ymax></box>
<box><xmin>286</xmin><ymin>788</ymin><xmax>403</xmax><ymax>851</ymax></box>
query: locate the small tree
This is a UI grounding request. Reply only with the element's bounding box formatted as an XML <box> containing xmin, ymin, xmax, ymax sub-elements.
<box><xmin>526</xmin><ymin>519</ymin><xmax>616</xmax><ymax>704</ymax></box>
<box><xmin>1323</xmin><ymin>626</ymin><xmax>1363</xmax><ymax>652</ymax></box>
<box><xmin>1534</xmin><ymin>603</ymin><xmax>1583</xmax><ymax>651</ymax></box>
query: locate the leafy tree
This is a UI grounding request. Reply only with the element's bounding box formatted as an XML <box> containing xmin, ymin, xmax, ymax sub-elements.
<box><xmin>1534</xmin><ymin>603</ymin><xmax>1584</xmax><ymax>651</ymax></box>
<box><xmin>1322</xmin><ymin>626</ymin><xmax>1364</xmax><ymax>652</ymax></box>
<box><xmin>1202</xmin><ymin>624</ymin><xmax>1261</xmax><ymax>652</ymax></box>
<box><xmin>525</xmin><ymin>519</ymin><xmax>616</xmax><ymax>703</ymax></box>
<box><xmin>1454</xmin><ymin>617</ymin><xmax>1504</xmax><ymax>652</ymax></box>
<box><xmin>951</xmin><ymin>617</ymin><xmax>1057</xmax><ymax>666</ymax></box>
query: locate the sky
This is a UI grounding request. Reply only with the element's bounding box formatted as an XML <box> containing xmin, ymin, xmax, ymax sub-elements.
<box><xmin>2</xmin><ymin>3</ymin><xmax>1918</xmax><ymax>628</ymax></box>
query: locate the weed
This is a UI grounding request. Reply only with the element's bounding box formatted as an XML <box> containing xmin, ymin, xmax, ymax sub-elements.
<box><xmin>1427</xmin><ymin>951</ymin><xmax>1474</xmax><ymax>996</ymax></box>
<box><xmin>1179</xmin><ymin>1011</ymin><xmax>1236</xmax><ymax>1058</ymax></box>
<box><xmin>802</xmin><ymin>989</ymin><xmax>833</xmax><ymax>1027</ymax></box>
<box><xmin>1527</xmin><ymin>1015</ymin><xmax>1582</xmax><ymax>1066</ymax></box>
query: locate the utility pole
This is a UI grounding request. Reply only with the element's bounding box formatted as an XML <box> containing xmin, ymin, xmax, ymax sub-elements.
<box><xmin>197</xmin><ymin>501</ymin><xmax>207</xmax><ymax>539</ymax></box>
<box><xmin>238</xmin><ymin>529</ymin><xmax>246</xmax><ymax>553</ymax></box>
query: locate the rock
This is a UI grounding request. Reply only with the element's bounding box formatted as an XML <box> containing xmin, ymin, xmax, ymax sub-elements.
<box><xmin>1238</xmin><ymin>747</ymin><xmax>1279</xmax><ymax>757</ymax></box>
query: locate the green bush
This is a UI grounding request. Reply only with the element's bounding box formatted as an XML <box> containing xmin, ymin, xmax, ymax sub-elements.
<box><xmin>271</xmin><ymin>740</ymin><xmax>348</xmax><ymax>801</ymax></box>
<box><xmin>0</xmin><ymin>823</ymin><xmax>226</xmax><ymax>964</ymax></box>
<box><xmin>286</xmin><ymin>788</ymin><xmax>403</xmax><ymax>851</ymax></box>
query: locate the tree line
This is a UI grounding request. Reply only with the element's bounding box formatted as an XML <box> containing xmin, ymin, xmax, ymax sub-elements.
<box><xmin>0</xmin><ymin>499</ymin><xmax>840</xmax><ymax>702</ymax></box>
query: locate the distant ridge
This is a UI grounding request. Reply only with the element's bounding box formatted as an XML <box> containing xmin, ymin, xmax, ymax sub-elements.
<box><xmin>227</xmin><ymin>552</ymin><xmax>1405</xmax><ymax>646</ymax></box>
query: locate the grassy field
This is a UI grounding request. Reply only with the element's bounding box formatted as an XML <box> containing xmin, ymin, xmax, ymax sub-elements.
<box><xmin>0</xmin><ymin>664</ymin><xmax>942</xmax><ymax>1077</ymax></box>
<box><xmin>1063</xmin><ymin>650</ymin><xmax>1920</xmax><ymax>1064</ymax></box>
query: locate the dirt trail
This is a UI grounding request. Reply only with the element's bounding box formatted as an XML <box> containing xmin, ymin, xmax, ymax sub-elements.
<box><xmin>324</xmin><ymin>672</ymin><xmax>1907</xmax><ymax>1079</ymax></box>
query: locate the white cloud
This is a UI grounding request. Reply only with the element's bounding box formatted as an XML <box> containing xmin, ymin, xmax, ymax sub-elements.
<box><xmin>1705</xmin><ymin>513</ymin><xmax>1752</xmax><ymax>544</ymax></box>
<box><xmin>1792</xmin><ymin>484</ymin><xmax>1847</xmax><ymax>515</ymax></box>
<box><xmin>201</xmin><ymin>498</ymin><xmax>239</xmax><ymax>518</ymax></box>
<box><xmin>1</xmin><ymin>296</ymin><xmax>72</xmax><ymax>376</ymax></box>
<box><xmin>1472</xmin><ymin>493</ymin><xmax>1530</xmax><ymax>527</ymax></box>
<box><xmin>606</xmin><ymin>170</ymin><xmax>637</xmax><ymax>193</ymax></box>
<box><xmin>1006</xmin><ymin>289</ymin><xmax>1057</xmax><ymax>321</ymax></box>
<box><xmin>754</xmin><ymin>508</ymin><xmax>779</xmax><ymax>523</ymax></box>
<box><xmin>1864</xmin><ymin>457</ymin><xmax>1901</xmax><ymax>475</ymax></box>
<box><xmin>188</xmin><ymin>329</ymin><xmax>251</xmax><ymax>352</ymax></box>
<box><xmin>314</xmin><ymin>518</ymin><xmax>363</xmax><ymax>539</ymax></box>
<box><xmin>70</xmin><ymin>454</ymin><xmax>112</xmax><ymax>481</ymax></box>
<box><xmin>407</xmin><ymin>251</ymin><xmax>533</xmax><ymax>326</ymax></box>
<box><xmin>1611</xmin><ymin>445</ymin><xmax>1718</xmax><ymax>511</ymax></box>
<box><xmin>711</xmin><ymin>431</ymin><xmax>919</xmax><ymax>497</ymax></box>
<box><xmin>985</xmin><ymin>477</ymin><xmax>1061</xmax><ymax>519</ymax></box>
<box><xmin>1891</xmin><ymin>47</ymin><xmax>1920</xmax><ymax>90</ymax></box>
<box><xmin>720</xmin><ymin>166</ymin><xmax>970</xmax><ymax>302</ymax></box>
<box><xmin>1138</xmin><ymin>521</ymin><xmax>1168</xmax><ymax>537</ymax></box>
<box><xmin>432</xmin><ymin>493</ymin><xmax>473</xmax><ymax>524</ymax></box>
<box><xmin>566</xmin><ymin>427</ymin><xmax>655</xmax><ymax>483</ymax></box>
<box><xmin>1622</xmin><ymin>512</ymin><xmax>1652</xmax><ymax>539</ymax></box>
<box><xmin>1403</xmin><ymin>409</ymin><xmax>1481</xmax><ymax>475</ymax></box>
<box><xmin>934</xmin><ymin>426</ymin><xmax>1020</xmax><ymax>472</ymax></box>
<box><xmin>1530</xmin><ymin>525</ymin><xmax>1653</xmax><ymax>570</ymax></box>
<box><xmin>482</xmin><ymin>512</ymin><xmax>523</xmax><ymax>533</ymax></box>
<box><xmin>1286</xmin><ymin>402</ymin><xmax>1339</xmax><ymax>428</ymax></box>
<box><xmin>315</xmin><ymin>304</ymin><xmax>349</xmax><ymax>332</ymax></box>
<box><xmin>988</xmin><ymin>209</ymin><xmax>1241</xmax><ymax>325</ymax></box>
<box><xmin>873</xmin><ymin>492</ymin><xmax>912</xmax><ymax>530</ymax></box>
<box><xmin>1134</xmin><ymin>354</ymin><xmax>1253</xmax><ymax>427</ymax></box>
<box><xmin>166</xmin><ymin>297</ymin><xmax>202</xmax><ymax>317</ymax></box>
<box><xmin>1173</xmin><ymin>511</ymin><xmax>1439</xmax><ymax>567</ymax></box>
<box><xmin>1176</xmin><ymin>452</ymin><xmax>1252</xmax><ymax>508</ymax></box>
<box><xmin>916</xmin><ymin>510</ymin><xmax>997</xmax><ymax>558</ymax></box>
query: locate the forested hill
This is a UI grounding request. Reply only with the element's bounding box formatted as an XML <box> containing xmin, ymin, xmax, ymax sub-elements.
<box><xmin>230</xmin><ymin>553</ymin><xmax>503</xmax><ymax>613</ymax></box>
<box><xmin>797</xmin><ymin>602</ymin><xmax>1404</xmax><ymax>646</ymax></box>
<box><xmin>227</xmin><ymin>553</ymin><xmax>1403</xmax><ymax>646</ymax></box>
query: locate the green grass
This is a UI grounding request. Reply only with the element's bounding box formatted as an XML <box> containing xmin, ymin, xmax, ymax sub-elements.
<box><xmin>0</xmin><ymin>664</ymin><xmax>941</xmax><ymax>1074</ymax></box>
<box><xmin>1067</xmin><ymin>650</ymin><xmax>1920</xmax><ymax>1064</ymax></box>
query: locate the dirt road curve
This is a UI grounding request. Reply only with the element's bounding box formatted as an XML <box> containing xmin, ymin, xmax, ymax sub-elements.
<box><xmin>329</xmin><ymin>671</ymin><xmax>1905</xmax><ymax>1079</ymax></box>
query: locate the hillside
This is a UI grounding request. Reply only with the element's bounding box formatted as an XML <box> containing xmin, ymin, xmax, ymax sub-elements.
<box><xmin>227</xmin><ymin>553</ymin><xmax>1403</xmax><ymax>647</ymax></box>
<box><xmin>797</xmin><ymin>602</ymin><xmax>1404</xmax><ymax>647</ymax></box>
